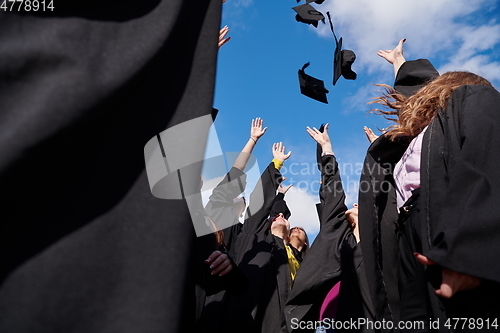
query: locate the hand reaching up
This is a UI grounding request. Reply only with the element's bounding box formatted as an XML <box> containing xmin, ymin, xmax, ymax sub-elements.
<box><xmin>272</xmin><ymin>142</ymin><xmax>292</xmax><ymax>162</ymax></box>
<box><xmin>306</xmin><ymin>123</ymin><xmax>333</xmax><ymax>154</ymax></box>
<box><xmin>278</xmin><ymin>177</ymin><xmax>293</xmax><ymax>194</ymax></box>
<box><xmin>377</xmin><ymin>38</ymin><xmax>407</xmax><ymax>77</ymax></box>
<box><xmin>377</xmin><ymin>38</ymin><xmax>406</xmax><ymax>64</ymax></box>
<box><xmin>250</xmin><ymin>118</ymin><xmax>267</xmax><ymax>142</ymax></box>
<box><xmin>218</xmin><ymin>25</ymin><xmax>231</xmax><ymax>49</ymax></box>
<box><xmin>363</xmin><ymin>126</ymin><xmax>379</xmax><ymax>143</ymax></box>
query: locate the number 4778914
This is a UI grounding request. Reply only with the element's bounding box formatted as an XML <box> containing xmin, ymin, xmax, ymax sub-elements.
<box><xmin>1</xmin><ymin>0</ymin><xmax>54</xmax><ymax>11</ymax></box>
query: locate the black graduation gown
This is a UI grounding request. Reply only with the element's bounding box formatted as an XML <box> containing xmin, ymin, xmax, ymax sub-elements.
<box><xmin>0</xmin><ymin>1</ymin><xmax>221</xmax><ymax>332</ymax></box>
<box><xmin>286</xmin><ymin>155</ymin><xmax>375</xmax><ymax>333</ymax></box>
<box><xmin>221</xmin><ymin>162</ymin><xmax>287</xmax><ymax>333</ymax></box>
<box><xmin>419</xmin><ymin>84</ymin><xmax>500</xmax><ymax>327</ymax></box>
<box><xmin>359</xmin><ymin>60</ymin><xmax>500</xmax><ymax>332</ymax></box>
<box><xmin>204</xmin><ymin>166</ymin><xmax>248</xmax><ymax>255</ymax></box>
<box><xmin>194</xmin><ymin>211</ymin><xmax>248</xmax><ymax>332</ymax></box>
<box><xmin>200</xmin><ymin>167</ymin><xmax>248</xmax><ymax>331</ymax></box>
<box><xmin>358</xmin><ymin>59</ymin><xmax>439</xmax><ymax>331</ymax></box>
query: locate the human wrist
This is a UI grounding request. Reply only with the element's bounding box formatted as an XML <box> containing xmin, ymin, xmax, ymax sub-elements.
<box><xmin>272</xmin><ymin>158</ymin><xmax>284</xmax><ymax>170</ymax></box>
<box><xmin>321</xmin><ymin>144</ymin><xmax>333</xmax><ymax>153</ymax></box>
<box><xmin>250</xmin><ymin>136</ymin><xmax>258</xmax><ymax>143</ymax></box>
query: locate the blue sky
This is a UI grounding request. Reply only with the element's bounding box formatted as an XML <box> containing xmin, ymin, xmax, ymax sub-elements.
<box><xmin>202</xmin><ymin>0</ymin><xmax>500</xmax><ymax>242</ymax></box>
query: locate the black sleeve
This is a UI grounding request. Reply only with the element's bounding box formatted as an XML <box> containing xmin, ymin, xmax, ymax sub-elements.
<box><xmin>241</xmin><ymin>162</ymin><xmax>282</xmax><ymax>234</ymax></box>
<box><xmin>317</xmin><ymin>155</ymin><xmax>349</xmax><ymax>229</ymax></box>
<box><xmin>426</xmin><ymin>85</ymin><xmax>500</xmax><ymax>284</ymax></box>
<box><xmin>285</xmin><ymin>155</ymin><xmax>352</xmax><ymax>330</ymax></box>
<box><xmin>205</xmin><ymin>167</ymin><xmax>247</xmax><ymax>208</ymax></box>
<box><xmin>394</xmin><ymin>59</ymin><xmax>439</xmax><ymax>97</ymax></box>
<box><xmin>204</xmin><ymin>167</ymin><xmax>246</xmax><ymax>250</ymax></box>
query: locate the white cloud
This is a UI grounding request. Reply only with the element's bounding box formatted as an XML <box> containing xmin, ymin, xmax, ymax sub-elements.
<box><xmin>341</xmin><ymin>83</ymin><xmax>385</xmax><ymax>114</ymax></box>
<box><xmin>281</xmin><ymin>187</ymin><xmax>321</xmax><ymax>241</ymax></box>
<box><xmin>222</xmin><ymin>0</ymin><xmax>255</xmax><ymax>30</ymax></box>
<box><xmin>314</xmin><ymin>0</ymin><xmax>499</xmax><ymax>84</ymax></box>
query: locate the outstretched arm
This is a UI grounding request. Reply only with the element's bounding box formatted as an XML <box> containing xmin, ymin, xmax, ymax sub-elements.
<box><xmin>233</xmin><ymin>117</ymin><xmax>267</xmax><ymax>171</ymax></box>
<box><xmin>378</xmin><ymin>38</ymin><xmax>406</xmax><ymax>78</ymax></box>
<box><xmin>306</xmin><ymin>124</ymin><xmax>347</xmax><ymax>228</ymax></box>
<box><xmin>242</xmin><ymin>142</ymin><xmax>291</xmax><ymax>234</ymax></box>
<box><xmin>285</xmin><ymin>125</ymin><xmax>351</xmax><ymax>326</ymax></box>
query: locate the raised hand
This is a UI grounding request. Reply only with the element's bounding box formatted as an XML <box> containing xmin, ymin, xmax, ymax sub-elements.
<box><xmin>278</xmin><ymin>177</ymin><xmax>293</xmax><ymax>194</ymax></box>
<box><xmin>377</xmin><ymin>39</ymin><xmax>407</xmax><ymax>77</ymax></box>
<box><xmin>218</xmin><ymin>25</ymin><xmax>231</xmax><ymax>49</ymax></box>
<box><xmin>363</xmin><ymin>126</ymin><xmax>379</xmax><ymax>143</ymax></box>
<box><xmin>251</xmin><ymin>117</ymin><xmax>268</xmax><ymax>141</ymax></box>
<box><xmin>306</xmin><ymin>123</ymin><xmax>333</xmax><ymax>154</ymax></box>
<box><xmin>377</xmin><ymin>38</ymin><xmax>406</xmax><ymax>64</ymax></box>
<box><xmin>306</xmin><ymin>123</ymin><xmax>331</xmax><ymax>146</ymax></box>
<box><xmin>272</xmin><ymin>142</ymin><xmax>292</xmax><ymax>162</ymax></box>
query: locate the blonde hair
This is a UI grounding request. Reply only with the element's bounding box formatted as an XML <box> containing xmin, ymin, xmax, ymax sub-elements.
<box><xmin>370</xmin><ymin>71</ymin><xmax>492</xmax><ymax>140</ymax></box>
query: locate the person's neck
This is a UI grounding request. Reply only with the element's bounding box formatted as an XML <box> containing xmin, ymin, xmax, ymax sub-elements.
<box><xmin>288</xmin><ymin>239</ymin><xmax>303</xmax><ymax>252</ymax></box>
<box><xmin>271</xmin><ymin>228</ymin><xmax>289</xmax><ymax>243</ymax></box>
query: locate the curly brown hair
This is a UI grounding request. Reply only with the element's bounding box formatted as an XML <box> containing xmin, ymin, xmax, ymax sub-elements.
<box><xmin>370</xmin><ymin>71</ymin><xmax>492</xmax><ymax>141</ymax></box>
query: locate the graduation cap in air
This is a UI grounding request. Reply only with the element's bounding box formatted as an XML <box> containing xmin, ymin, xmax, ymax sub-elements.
<box><xmin>298</xmin><ymin>62</ymin><xmax>329</xmax><ymax>104</ymax></box>
<box><xmin>292</xmin><ymin>3</ymin><xmax>325</xmax><ymax>28</ymax></box>
<box><xmin>326</xmin><ymin>12</ymin><xmax>357</xmax><ymax>85</ymax></box>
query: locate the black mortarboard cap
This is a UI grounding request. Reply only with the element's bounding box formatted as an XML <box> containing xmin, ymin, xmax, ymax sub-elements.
<box><xmin>293</xmin><ymin>3</ymin><xmax>325</xmax><ymax>28</ymax></box>
<box><xmin>298</xmin><ymin>62</ymin><xmax>329</xmax><ymax>104</ymax></box>
<box><xmin>327</xmin><ymin>12</ymin><xmax>357</xmax><ymax>86</ymax></box>
<box><xmin>306</xmin><ymin>0</ymin><xmax>326</xmax><ymax>3</ymax></box>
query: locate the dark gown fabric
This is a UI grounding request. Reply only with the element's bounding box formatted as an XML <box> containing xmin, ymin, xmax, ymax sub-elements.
<box><xmin>194</xmin><ymin>208</ymin><xmax>248</xmax><ymax>333</ymax></box>
<box><xmin>0</xmin><ymin>1</ymin><xmax>221</xmax><ymax>332</ymax></box>
<box><xmin>221</xmin><ymin>162</ymin><xmax>288</xmax><ymax>333</ymax></box>
<box><xmin>419</xmin><ymin>84</ymin><xmax>500</xmax><ymax>329</ymax></box>
<box><xmin>357</xmin><ymin>59</ymin><xmax>439</xmax><ymax>332</ymax></box>
<box><xmin>285</xmin><ymin>155</ymin><xmax>375</xmax><ymax>333</ymax></box>
<box><xmin>204</xmin><ymin>166</ymin><xmax>248</xmax><ymax>256</ymax></box>
<box><xmin>358</xmin><ymin>59</ymin><xmax>500</xmax><ymax>332</ymax></box>
<box><xmin>199</xmin><ymin>167</ymin><xmax>248</xmax><ymax>332</ymax></box>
